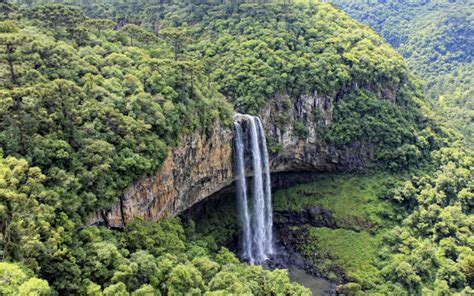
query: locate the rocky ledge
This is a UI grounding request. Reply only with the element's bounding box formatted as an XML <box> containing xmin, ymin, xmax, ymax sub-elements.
<box><xmin>274</xmin><ymin>206</ymin><xmax>336</xmax><ymax>229</ymax></box>
<box><xmin>90</xmin><ymin>92</ymin><xmax>375</xmax><ymax>227</ymax></box>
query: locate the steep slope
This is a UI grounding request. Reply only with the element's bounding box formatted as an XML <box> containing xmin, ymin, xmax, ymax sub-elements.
<box><xmin>162</xmin><ymin>1</ymin><xmax>450</xmax><ymax>165</ymax></box>
<box><xmin>0</xmin><ymin>1</ymin><xmax>461</xmax><ymax>295</ymax></box>
<box><xmin>0</xmin><ymin>4</ymin><xmax>232</xmax><ymax>222</ymax></box>
<box><xmin>331</xmin><ymin>0</ymin><xmax>474</xmax><ymax>148</ymax></box>
<box><xmin>86</xmin><ymin>1</ymin><xmax>450</xmax><ymax>227</ymax></box>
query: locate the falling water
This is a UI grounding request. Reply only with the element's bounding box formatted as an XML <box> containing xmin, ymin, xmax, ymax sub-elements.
<box><xmin>256</xmin><ymin>117</ymin><xmax>274</xmax><ymax>255</ymax></box>
<box><xmin>233</xmin><ymin>122</ymin><xmax>253</xmax><ymax>263</ymax></box>
<box><xmin>233</xmin><ymin>115</ymin><xmax>274</xmax><ymax>264</ymax></box>
<box><xmin>248</xmin><ymin>117</ymin><xmax>267</xmax><ymax>262</ymax></box>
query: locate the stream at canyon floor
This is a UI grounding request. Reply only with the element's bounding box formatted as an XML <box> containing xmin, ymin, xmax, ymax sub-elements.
<box><xmin>288</xmin><ymin>267</ymin><xmax>335</xmax><ymax>296</ymax></box>
<box><xmin>261</xmin><ymin>243</ymin><xmax>336</xmax><ymax>296</ymax></box>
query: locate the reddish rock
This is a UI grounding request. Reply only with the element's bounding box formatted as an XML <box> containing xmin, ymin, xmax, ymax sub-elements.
<box><xmin>89</xmin><ymin>92</ymin><xmax>375</xmax><ymax>227</ymax></box>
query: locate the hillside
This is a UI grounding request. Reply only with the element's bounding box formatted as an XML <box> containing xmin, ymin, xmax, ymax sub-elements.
<box><xmin>0</xmin><ymin>1</ymin><xmax>471</xmax><ymax>295</ymax></box>
<box><xmin>271</xmin><ymin>155</ymin><xmax>473</xmax><ymax>294</ymax></box>
<box><xmin>81</xmin><ymin>0</ymin><xmax>451</xmax><ymax>168</ymax></box>
<box><xmin>331</xmin><ymin>0</ymin><xmax>474</xmax><ymax>148</ymax></box>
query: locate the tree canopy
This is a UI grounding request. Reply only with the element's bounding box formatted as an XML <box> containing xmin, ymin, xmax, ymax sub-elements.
<box><xmin>0</xmin><ymin>1</ymin><xmax>470</xmax><ymax>295</ymax></box>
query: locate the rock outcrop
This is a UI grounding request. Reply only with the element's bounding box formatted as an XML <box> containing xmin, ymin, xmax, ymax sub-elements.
<box><xmin>274</xmin><ymin>206</ymin><xmax>336</xmax><ymax>229</ymax></box>
<box><xmin>91</xmin><ymin>123</ymin><xmax>234</xmax><ymax>227</ymax></box>
<box><xmin>261</xmin><ymin>91</ymin><xmax>374</xmax><ymax>172</ymax></box>
<box><xmin>91</xmin><ymin>92</ymin><xmax>375</xmax><ymax>227</ymax></box>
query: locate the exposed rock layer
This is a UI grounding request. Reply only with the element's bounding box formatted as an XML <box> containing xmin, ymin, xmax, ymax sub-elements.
<box><xmin>91</xmin><ymin>92</ymin><xmax>374</xmax><ymax>227</ymax></box>
<box><xmin>274</xmin><ymin>206</ymin><xmax>336</xmax><ymax>229</ymax></box>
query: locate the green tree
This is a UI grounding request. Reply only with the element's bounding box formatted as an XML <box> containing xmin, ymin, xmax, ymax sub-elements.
<box><xmin>121</xmin><ymin>24</ymin><xmax>157</xmax><ymax>46</ymax></box>
<box><xmin>104</xmin><ymin>282</ymin><xmax>129</xmax><ymax>296</ymax></box>
<box><xmin>27</xmin><ymin>4</ymin><xmax>85</xmax><ymax>30</ymax></box>
<box><xmin>0</xmin><ymin>23</ymin><xmax>31</xmax><ymax>87</ymax></box>
<box><xmin>159</xmin><ymin>26</ymin><xmax>191</xmax><ymax>60</ymax></box>
<box><xmin>166</xmin><ymin>263</ymin><xmax>205</xmax><ymax>295</ymax></box>
<box><xmin>0</xmin><ymin>262</ymin><xmax>50</xmax><ymax>296</ymax></box>
<box><xmin>85</xmin><ymin>19</ymin><xmax>116</xmax><ymax>34</ymax></box>
<box><xmin>0</xmin><ymin>153</ymin><xmax>58</xmax><ymax>269</ymax></box>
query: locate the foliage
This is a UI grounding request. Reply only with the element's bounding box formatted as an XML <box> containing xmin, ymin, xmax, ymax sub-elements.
<box><xmin>71</xmin><ymin>0</ymin><xmax>450</xmax><ymax>169</ymax></box>
<box><xmin>273</xmin><ymin>173</ymin><xmax>397</xmax><ymax>289</ymax></box>
<box><xmin>0</xmin><ymin>145</ymin><xmax>307</xmax><ymax>294</ymax></box>
<box><xmin>274</xmin><ymin>146</ymin><xmax>473</xmax><ymax>294</ymax></box>
<box><xmin>273</xmin><ymin>173</ymin><xmax>398</xmax><ymax>229</ymax></box>
<box><xmin>161</xmin><ymin>1</ymin><xmax>417</xmax><ymax>115</ymax></box>
<box><xmin>332</xmin><ymin>0</ymin><xmax>474</xmax><ymax>149</ymax></box>
<box><xmin>41</xmin><ymin>217</ymin><xmax>309</xmax><ymax>294</ymax></box>
<box><xmin>184</xmin><ymin>194</ymin><xmax>241</xmax><ymax>246</ymax></box>
<box><xmin>300</xmin><ymin>227</ymin><xmax>383</xmax><ymax>288</ymax></box>
<box><xmin>293</xmin><ymin>121</ymin><xmax>309</xmax><ymax>139</ymax></box>
<box><xmin>0</xmin><ymin>152</ymin><xmax>60</xmax><ymax>270</ymax></box>
<box><xmin>325</xmin><ymin>89</ymin><xmax>451</xmax><ymax>170</ymax></box>
<box><xmin>0</xmin><ymin>1</ymin><xmax>470</xmax><ymax>295</ymax></box>
<box><xmin>0</xmin><ymin>262</ymin><xmax>51</xmax><ymax>296</ymax></box>
<box><xmin>0</xmin><ymin>4</ymin><xmax>232</xmax><ymax>221</ymax></box>
<box><xmin>427</xmin><ymin>62</ymin><xmax>473</xmax><ymax>149</ymax></box>
<box><xmin>379</xmin><ymin>146</ymin><xmax>473</xmax><ymax>294</ymax></box>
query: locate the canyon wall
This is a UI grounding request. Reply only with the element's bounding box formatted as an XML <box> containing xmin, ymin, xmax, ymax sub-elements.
<box><xmin>90</xmin><ymin>92</ymin><xmax>374</xmax><ymax>227</ymax></box>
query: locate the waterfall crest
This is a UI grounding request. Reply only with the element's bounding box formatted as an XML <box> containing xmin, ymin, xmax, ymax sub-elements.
<box><xmin>233</xmin><ymin>115</ymin><xmax>274</xmax><ymax>264</ymax></box>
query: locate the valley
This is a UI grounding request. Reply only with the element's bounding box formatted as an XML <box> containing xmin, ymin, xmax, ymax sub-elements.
<box><xmin>0</xmin><ymin>0</ymin><xmax>472</xmax><ymax>295</ymax></box>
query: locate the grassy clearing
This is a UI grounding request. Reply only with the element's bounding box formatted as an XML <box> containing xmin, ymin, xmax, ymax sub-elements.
<box><xmin>304</xmin><ymin>227</ymin><xmax>384</xmax><ymax>286</ymax></box>
<box><xmin>273</xmin><ymin>172</ymin><xmax>401</xmax><ymax>229</ymax></box>
<box><xmin>274</xmin><ymin>173</ymin><xmax>405</xmax><ymax>289</ymax></box>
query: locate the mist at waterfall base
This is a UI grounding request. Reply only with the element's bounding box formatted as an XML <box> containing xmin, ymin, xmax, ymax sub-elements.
<box><xmin>233</xmin><ymin>115</ymin><xmax>274</xmax><ymax>264</ymax></box>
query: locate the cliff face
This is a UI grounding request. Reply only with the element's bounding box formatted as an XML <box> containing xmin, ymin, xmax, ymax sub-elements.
<box><xmin>92</xmin><ymin>124</ymin><xmax>234</xmax><ymax>227</ymax></box>
<box><xmin>91</xmin><ymin>92</ymin><xmax>374</xmax><ymax>227</ymax></box>
<box><xmin>262</xmin><ymin>91</ymin><xmax>374</xmax><ymax>173</ymax></box>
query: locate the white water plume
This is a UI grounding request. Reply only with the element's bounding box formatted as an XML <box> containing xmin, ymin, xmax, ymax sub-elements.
<box><xmin>233</xmin><ymin>115</ymin><xmax>274</xmax><ymax>264</ymax></box>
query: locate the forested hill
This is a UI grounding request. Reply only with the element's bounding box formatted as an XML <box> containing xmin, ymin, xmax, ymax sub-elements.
<box><xmin>331</xmin><ymin>0</ymin><xmax>474</xmax><ymax>149</ymax></box>
<box><xmin>1</xmin><ymin>0</ymin><xmax>449</xmax><ymax>222</ymax></box>
<box><xmin>0</xmin><ymin>1</ymin><xmax>470</xmax><ymax>295</ymax></box>
<box><xmin>62</xmin><ymin>0</ymin><xmax>452</xmax><ymax>170</ymax></box>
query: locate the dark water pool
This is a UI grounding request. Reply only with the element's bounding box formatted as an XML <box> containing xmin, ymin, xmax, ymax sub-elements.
<box><xmin>288</xmin><ymin>267</ymin><xmax>336</xmax><ymax>295</ymax></box>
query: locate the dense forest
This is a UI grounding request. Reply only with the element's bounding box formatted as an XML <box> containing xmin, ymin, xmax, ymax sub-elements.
<box><xmin>0</xmin><ymin>0</ymin><xmax>472</xmax><ymax>295</ymax></box>
<box><xmin>332</xmin><ymin>0</ymin><xmax>474</xmax><ymax>149</ymax></box>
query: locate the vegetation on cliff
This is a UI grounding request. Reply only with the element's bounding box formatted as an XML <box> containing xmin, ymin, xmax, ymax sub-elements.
<box><xmin>0</xmin><ymin>7</ymin><xmax>232</xmax><ymax>221</ymax></box>
<box><xmin>332</xmin><ymin>0</ymin><xmax>474</xmax><ymax>149</ymax></box>
<box><xmin>273</xmin><ymin>145</ymin><xmax>473</xmax><ymax>294</ymax></box>
<box><xmin>75</xmin><ymin>0</ymin><xmax>451</xmax><ymax>169</ymax></box>
<box><xmin>0</xmin><ymin>0</ymin><xmax>471</xmax><ymax>295</ymax></box>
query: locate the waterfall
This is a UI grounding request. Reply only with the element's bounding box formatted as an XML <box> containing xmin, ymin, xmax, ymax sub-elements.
<box><xmin>248</xmin><ymin>117</ymin><xmax>266</xmax><ymax>262</ymax></box>
<box><xmin>233</xmin><ymin>122</ymin><xmax>253</xmax><ymax>263</ymax></box>
<box><xmin>256</xmin><ymin>117</ymin><xmax>274</xmax><ymax>255</ymax></box>
<box><xmin>233</xmin><ymin>115</ymin><xmax>274</xmax><ymax>264</ymax></box>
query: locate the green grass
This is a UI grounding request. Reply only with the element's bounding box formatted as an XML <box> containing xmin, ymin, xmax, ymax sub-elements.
<box><xmin>273</xmin><ymin>173</ymin><xmax>400</xmax><ymax>229</ymax></box>
<box><xmin>304</xmin><ymin>227</ymin><xmax>383</xmax><ymax>284</ymax></box>
<box><xmin>191</xmin><ymin>173</ymin><xmax>405</xmax><ymax>289</ymax></box>
<box><xmin>274</xmin><ymin>173</ymin><xmax>405</xmax><ymax>289</ymax></box>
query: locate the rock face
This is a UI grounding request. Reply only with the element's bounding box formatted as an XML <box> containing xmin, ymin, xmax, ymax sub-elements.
<box><xmin>261</xmin><ymin>91</ymin><xmax>374</xmax><ymax>173</ymax></box>
<box><xmin>91</xmin><ymin>92</ymin><xmax>375</xmax><ymax>227</ymax></box>
<box><xmin>274</xmin><ymin>206</ymin><xmax>336</xmax><ymax>229</ymax></box>
<box><xmin>91</xmin><ymin>123</ymin><xmax>234</xmax><ymax>227</ymax></box>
